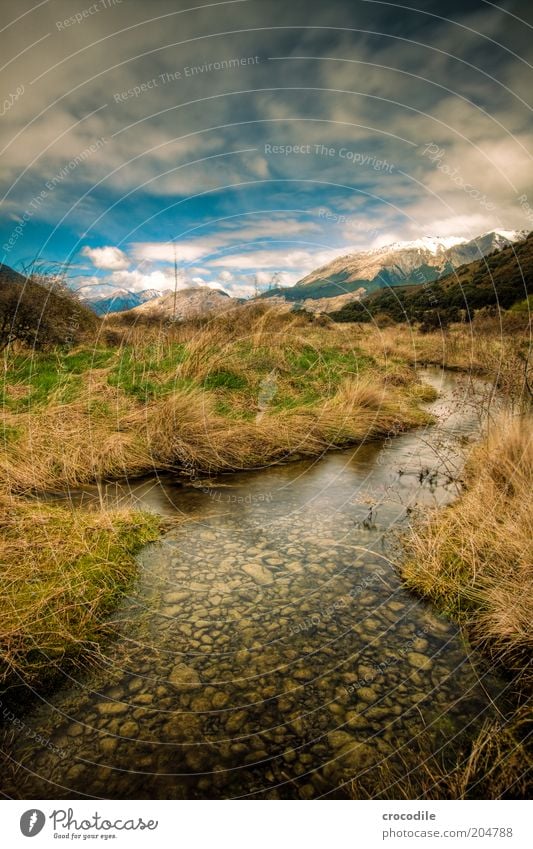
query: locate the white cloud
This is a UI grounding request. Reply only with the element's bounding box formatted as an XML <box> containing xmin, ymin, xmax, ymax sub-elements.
<box><xmin>209</xmin><ymin>247</ymin><xmax>339</xmax><ymax>270</ymax></box>
<box><xmin>131</xmin><ymin>241</ymin><xmax>217</xmax><ymax>264</ymax></box>
<box><xmin>81</xmin><ymin>246</ymin><xmax>130</xmax><ymax>270</ymax></box>
<box><xmin>108</xmin><ymin>268</ymin><xmax>175</xmax><ymax>293</ymax></box>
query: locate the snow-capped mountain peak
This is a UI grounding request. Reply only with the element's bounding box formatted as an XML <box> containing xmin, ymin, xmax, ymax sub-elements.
<box><xmin>293</xmin><ymin>227</ymin><xmax>529</xmax><ymax>298</ymax></box>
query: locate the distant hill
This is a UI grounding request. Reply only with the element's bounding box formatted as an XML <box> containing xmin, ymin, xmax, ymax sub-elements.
<box><xmin>264</xmin><ymin>230</ymin><xmax>528</xmax><ymax>301</ymax></box>
<box><xmin>328</xmin><ymin>232</ymin><xmax>533</xmax><ymax>326</ymax></box>
<box><xmin>82</xmin><ymin>288</ymin><xmax>162</xmax><ymax>315</ymax></box>
<box><xmin>0</xmin><ymin>263</ymin><xmax>27</xmax><ymax>286</ymax></box>
<box><xmin>120</xmin><ymin>286</ymin><xmax>236</xmax><ymax>321</ymax></box>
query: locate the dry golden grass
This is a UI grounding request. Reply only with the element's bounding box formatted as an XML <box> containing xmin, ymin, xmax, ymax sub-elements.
<box><xmin>1</xmin><ymin>310</ymin><xmax>434</xmax><ymax>493</ymax></box>
<box><xmin>402</xmin><ymin>414</ymin><xmax>533</xmax><ymax>682</ymax></box>
<box><xmin>354</xmin><ymin>320</ymin><xmax>532</xmax><ymax>408</ymax></box>
<box><xmin>0</xmin><ymin>493</ymin><xmax>159</xmax><ymax>688</ymax></box>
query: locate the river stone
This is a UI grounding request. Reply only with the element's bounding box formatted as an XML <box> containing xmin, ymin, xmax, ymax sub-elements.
<box><xmin>97</xmin><ymin>701</ymin><xmax>128</xmax><ymax>716</ymax></box>
<box><xmin>164</xmin><ymin>591</ymin><xmax>190</xmax><ymax>603</ymax></box>
<box><xmin>164</xmin><ymin>713</ymin><xmax>201</xmax><ymax>741</ymax></box>
<box><xmin>407</xmin><ymin>652</ymin><xmax>432</xmax><ymax>670</ymax></box>
<box><xmin>225</xmin><ymin>710</ymin><xmax>249</xmax><ymax>734</ymax></box>
<box><xmin>120</xmin><ymin>720</ymin><xmax>139</xmax><ymax>738</ymax></box>
<box><xmin>212</xmin><ymin>691</ymin><xmax>230</xmax><ymax>708</ymax></box>
<box><xmin>66</xmin><ymin>764</ymin><xmax>85</xmax><ymax>781</ymax></box>
<box><xmin>169</xmin><ymin>663</ymin><xmax>201</xmax><ymax>689</ymax></box>
<box><xmin>345</xmin><ymin>710</ymin><xmax>367</xmax><ymax>730</ymax></box>
<box><xmin>132</xmin><ymin>693</ymin><xmax>153</xmax><ymax>705</ymax></box>
<box><xmin>328</xmin><ymin>730</ymin><xmax>355</xmax><ymax>750</ymax></box>
<box><xmin>337</xmin><ymin>742</ymin><xmax>375</xmax><ymax>774</ymax></box>
<box><xmin>242</xmin><ymin>563</ymin><xmax>274</xmax><ymax>586</ymax></box>
<box><xmin>99</xmin><ymin>737</ymin><xmax>118</xmax><ymax>755</ymax></box>
<box><xmin>185</xmin><ymin>747</ymin><xmax>208</xmax><ymax>771</ymax></box>
<box><xmin>357</xmin><ymin>686</ymin><xmax>377</xmax><ymax>703</ymax></box>
<box><xmin>300</xmin><ymin>783</ymin><xmax>316</xmax><ymax>799</ymax></box>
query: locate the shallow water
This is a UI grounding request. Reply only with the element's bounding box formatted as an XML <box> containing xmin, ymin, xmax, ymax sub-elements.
<box><xmin>1</xmin><ymin>368</ymin><xmax>511</xmax><ymax>799</ymax></box>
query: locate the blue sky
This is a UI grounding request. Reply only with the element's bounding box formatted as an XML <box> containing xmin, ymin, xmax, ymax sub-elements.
<box><xmin>1</xmin><ymin>0</ymin><xmax>532</xmax><ymax>297</ymax></box>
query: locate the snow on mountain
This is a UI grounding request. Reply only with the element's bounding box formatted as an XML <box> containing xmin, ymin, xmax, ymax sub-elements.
<box><xmin>83</xmin><ymin>288</ymin><xmax>163</xmax><ymax>315</ymax></box>
<box><xmin>292</xmin><ymin>229</ymin><xmax>529</xmax><ymax>298</ymax></box>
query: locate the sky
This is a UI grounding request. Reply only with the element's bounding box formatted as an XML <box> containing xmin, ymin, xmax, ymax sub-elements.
<box><xmin>1</xmin><ymin>0</ymin><xmax>533</xmax><ymax>298</ymax></box>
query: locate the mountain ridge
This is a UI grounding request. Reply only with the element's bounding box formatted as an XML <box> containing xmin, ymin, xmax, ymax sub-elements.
<box><xmin>264</xmin><ymin>229</ymin><xmax>529</xmax><ymax>301</ymax></box>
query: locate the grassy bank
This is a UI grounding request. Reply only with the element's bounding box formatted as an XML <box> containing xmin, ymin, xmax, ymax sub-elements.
<box><xmin>354</xmin><ymin>316</ymin><xmax>531</xmax><ymax>408</ymax></box>
<box><xmin>350</xmin><ymin>706</ymin><xmax>531</xmax><ymax>799</ymax></box>
<box><xmin>401</xmin><ymin>414</ymin><xmax>533</xmax><ymax>686</ymax></box>
<box><xmin>0</xmin><ymin>306</ymin><xmax>437</xmax><ymax>693</ymax></box>
<box><xmin>350</xmin><ymin>406</ymin><xmax>532</xmax><ymax>799</ymax></box>
<box><xmin>1</xmin><ymin>307</ymin><xmax>435</xmax><ymax>494</ymax></box>
<box><xmin>395</xmin><ymin>411</ymin><xmax>532</xmax><ymax>796</ymax></box>
<box><xmin>0</xmin><ymin>495</ymin><xmax>160</xmax><ymax>689</ymax></box>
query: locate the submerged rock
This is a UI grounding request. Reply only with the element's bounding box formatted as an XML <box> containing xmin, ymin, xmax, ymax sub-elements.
<box><xmin>242</xmin><ymin>563</ymin><xmax>274</xmax><ymax>586</ymax></box>
<box><xmin>169</xmin><ymin>663</ymin><xmax>201</xmax><ymax>689</ymax></box>
<box><xmin>407</xmin><ymin>652</ymin><xmax>432</xmax><ymax>670</ymax></box>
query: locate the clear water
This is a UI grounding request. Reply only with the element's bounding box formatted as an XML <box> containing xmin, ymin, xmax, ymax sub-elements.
<box><xmin>1</xmin><ymin>368</ymin><xmax>511</xmax><ymax>799</ymax></box>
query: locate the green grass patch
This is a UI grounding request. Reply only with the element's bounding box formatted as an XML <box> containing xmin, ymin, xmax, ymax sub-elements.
<box><xmin>107</xmin><ymin>344</ymin><xmax>188</xmax><ymax>400</ymax></box>
<box><xmin>202</xmin><ymin>370</ymin><xmax>248</xmax><ymax>391</ymax></box>
<box><xmin>0</xmin><ymin>499</ymin><xmax>161</xmax><ymax>689</ymax></box>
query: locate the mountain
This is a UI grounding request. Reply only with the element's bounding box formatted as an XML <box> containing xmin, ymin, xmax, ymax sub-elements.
<box><xmin>84</xmin><ymin>288</ymin><xmax>162</xmax><ymax>315</ymax></box>
<box><xmin>328</xmin><ymin>231</ymin><xmax>533</xmax><ymax>326</ymax></box>
<box><xmin>124</xmin><ymin>286</ymin><xmax>236</xmax><ymax>321</ymax></box>
<box><xmin>268</xmin><ymin>230</ymin><xmax>528</xmax><ymax>301</ymax></box>
<box><xmin>0</xmin><ymin>263</ymin><xmax>28</xmax><ymax>287</ymax></box>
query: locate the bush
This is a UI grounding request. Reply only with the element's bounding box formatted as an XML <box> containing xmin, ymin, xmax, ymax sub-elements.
<box><xmin>0</xmin><ymin>272</ymin><xmax>98</xmax><ymax>350</ymax></box>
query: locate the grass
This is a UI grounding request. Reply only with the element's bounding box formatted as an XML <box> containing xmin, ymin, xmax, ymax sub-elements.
<box><xmin>401</xmin><ymin>414</ymin><xmax>533</xmax><ymax>685</ymax></box>
<box><xmin>0</xmin><ymin>494</ymin><xmax>160</xmax><ymax>689</ymax></box>
<box><xmin>350</xmin><ymin>708</ymin><xmax>531</xmax><ymax>799</ymax></box>
<box><xmin>353</xmin><ymin>317</ymin><xmax>532</xmax><ymax>409</ymax></box>
<box><xmin>0</xmin><ymin>306</ymin><xmax>435</xmax><ymax>693</ymax></box>
<box><xmin>0</xmin><ymin>307</ymin><xmax>435</xmax><ymax>493</ymax></box>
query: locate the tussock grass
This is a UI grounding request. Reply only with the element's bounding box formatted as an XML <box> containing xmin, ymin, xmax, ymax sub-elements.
<box><xmin>1</xmin><ymin>312</ymin><xmax>433</xmax><ymax>493</ymax></box>
<box><xmin>0</xmin><ymin>494</ymin><xmax>160</xmax><ymax>688</ymax></box>
<box><xmin>354</xmin><ymin>320</ymin><xmax>532</xmax><ymax>408</ymax></box>
<box><xmin>350</xmin><ymin>708</ymin><xmax>531</xmax><ymax>799</ymax></box>
<box><xmin>401</xmin><ymin>414</ymin><xmax>533</xmax><ymax>683</ymax></box>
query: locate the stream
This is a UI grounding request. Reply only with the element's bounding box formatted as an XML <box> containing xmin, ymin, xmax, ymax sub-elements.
<box><xmin>1</xmin><ymin>368</ymin><xmax>512</xmax><ymax>799</ymax></box>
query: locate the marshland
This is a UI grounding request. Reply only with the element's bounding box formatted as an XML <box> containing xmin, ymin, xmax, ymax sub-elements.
<box><xmin>0</xmin><ymin>299</ymin><xmax>530</xmax><ymax>799</ymax></box>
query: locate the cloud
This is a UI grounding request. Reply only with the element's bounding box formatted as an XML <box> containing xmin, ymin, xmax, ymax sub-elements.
<box><xmin>81</xmin><ymin>246</ymin><xmax>130</xmax><ymax>270</ymax></box>
<box><xmin>131</xmin><ymin>241</ymin><xmax>217</xmax><ymax>264</ymax></box>
<box><xmin>1</xmin><ymin>0</ymin><xmax>531</xmax><ymax>287</ymax></box>
<box><xmin>209</xmin><ymin>247</ymin><xmax>340</xmax><ymax>270</ymax></box>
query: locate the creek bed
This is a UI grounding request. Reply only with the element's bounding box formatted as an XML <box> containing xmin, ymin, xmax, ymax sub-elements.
<box><xmin>0</xmin><ymin>368</ymin><xmax>512</xmax><ymax>799</ymax></box>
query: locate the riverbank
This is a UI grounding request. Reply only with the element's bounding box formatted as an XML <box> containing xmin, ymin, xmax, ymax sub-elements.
<box><xmin>0</xmin><ymin>495</ymin><xmax>160</xmax><ymax>690</ymax></box>
<box><xmin>402</xmin><ymin>413</ymin><xmax>532</xmax><ymax>687</ymax></box>
<box><xmin>0</xmin><ymin>309</ymin><xmax>435</xmax><ymax>694</ymax></box>
<box><xmin>1</xmin><ymin>308</ymin><xmax>435</xmax><ymax>494</ymax></box>
<box><xmin>371</xmin><ymin>410</ymin><xmax>532</xmax><ymax>800</ymax></box>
